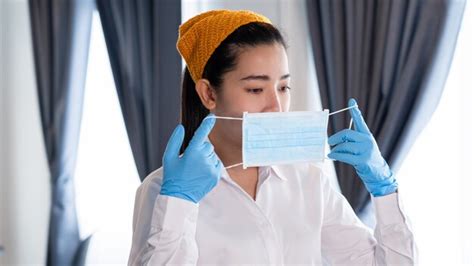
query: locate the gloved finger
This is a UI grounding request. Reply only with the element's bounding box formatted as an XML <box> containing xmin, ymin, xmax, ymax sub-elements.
<box><xmin>330</xmin><ymin>142</ymin><xmax>364</xmax><ymax>155</ymax></box>
<box><xmin>163</xmin><ymin>124</ymin><xmax>185</xmax><ymax>162</ymax></box>
<box><xmin>209</xmin><ymin>152</ymin><xmax>219</xmax><ymax>164</ymax></box>
<box><xmin>327</xmin><ymin>151</ymin><xmax>358</xmax><ymax>165</ymax></box>
<box><xmin>328</xmin><ymin>129</ymin><xmax>367</xmax><ymax>146</ymax></box>
<box><xmin>348</xmin><ymin>98</ymin><xmax>371</xmax><ymax>135</ymax></box>
<box><xmin>188</xmin><ymin>114</ymin><xmax>216</xmax><ymax>149</ymax></box>
<box><xmin>201</xmin><ymin>141</ymin><xmax>214</xmax><ymax>156</ymax></box>
<box><xmin>215</xmin><ymin>158</ymin><xmax>224</xmax><ymax>173</ymax></box>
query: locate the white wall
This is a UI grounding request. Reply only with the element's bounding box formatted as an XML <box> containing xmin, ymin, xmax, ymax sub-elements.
<box><xmin>0</xmin><ymin>0</ymin><xmax>5</xmax><ymax>259</ymax></box>
<box><xmin>0</xmin><ymin>0</ymin><xmax>50</xmax><ymax>264</ymax></box>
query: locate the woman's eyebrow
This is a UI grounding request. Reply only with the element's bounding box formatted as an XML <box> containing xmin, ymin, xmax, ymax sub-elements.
<box><xmin>240</xmin><ymin>73</ymin><xmax>291</xmax><ymax>81</ymax></box>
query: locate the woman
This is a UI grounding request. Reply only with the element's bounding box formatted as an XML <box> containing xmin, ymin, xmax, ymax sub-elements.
<box><xmin>128</xmin><ymin>10</ymin><xmax>417</xmax><ymax>265</ymax></box>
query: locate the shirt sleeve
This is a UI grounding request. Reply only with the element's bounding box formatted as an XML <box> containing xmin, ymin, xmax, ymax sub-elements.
<box><xmin>320</xmin><ymin>174</ymin><xmax>418</xmax><ymax>265</ymax></box>
<box><xmin>128</xmin><ymin>174</ymin><xmax>199</xmax><ymax>266</ymax></box>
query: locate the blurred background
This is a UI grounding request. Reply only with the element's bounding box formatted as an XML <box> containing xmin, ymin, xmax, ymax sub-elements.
<box><xmin>0</xmin><ymin>0</ymin><xmax>472</xmax><ymax>265</ymax></box>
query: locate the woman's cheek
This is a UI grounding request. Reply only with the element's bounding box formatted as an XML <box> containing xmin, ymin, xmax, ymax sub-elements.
<box><xmin>225</xmin><ymin>95</ymin><xmax>262</xmax><ymax>114</ymax></box>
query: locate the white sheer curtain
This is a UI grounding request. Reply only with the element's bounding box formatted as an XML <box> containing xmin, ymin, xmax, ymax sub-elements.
<box><xmin>75</xmin><ymin>11</ymin><xmax>140</xmax><ymax>264</ymax></box>
<box><xmin>397</xmin><ymin>2</ymin><xmax>474</xmax><ymax>265</ymax></box>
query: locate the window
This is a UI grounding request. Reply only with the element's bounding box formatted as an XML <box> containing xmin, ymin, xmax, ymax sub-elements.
<box><xmin>397</xmin><ymin>2</ymin><xmax>474</xmax><ymax>265</ymax></box>
<box><xmin>72</xmin><ymin>3</ymin><xmax>473</xmax><ymax>265</ymax></box>
<box><xmin>74</xmin><ymin>11</ymin><xmax>140</xmax><ymax>264</ymax></box>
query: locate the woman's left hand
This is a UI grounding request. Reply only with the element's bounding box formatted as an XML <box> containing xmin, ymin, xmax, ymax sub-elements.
<box><xmin>327</xmin><ymin>99</ymin><xmax>398</xmax><ymax>197</ymax></box>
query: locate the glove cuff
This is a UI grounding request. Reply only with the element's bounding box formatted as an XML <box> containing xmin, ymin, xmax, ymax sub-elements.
<box><xmin>369</xmin><ymin>171</ymin><xmax>399</xmax><ymax>197</ymax></box>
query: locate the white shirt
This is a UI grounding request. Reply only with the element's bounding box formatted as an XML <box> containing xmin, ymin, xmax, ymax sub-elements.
<box><xmin>128</xmin><ymin>163</ymin><xmax>417</xmax><ymax>265</ymax></box>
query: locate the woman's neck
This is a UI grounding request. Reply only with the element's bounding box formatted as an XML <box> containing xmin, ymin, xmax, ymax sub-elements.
<box><xmin>208</xmin><ymin>130</ymin><xmax>242</xmax><ymax>168</ymax></box>
<box><xmin>208</xmin><ymin>128</ymin><xmax>260</xmax><ymax>200</ymax></box>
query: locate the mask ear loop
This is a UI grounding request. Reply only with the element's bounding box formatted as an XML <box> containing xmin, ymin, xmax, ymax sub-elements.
<box><xmin>203</xmin><ymin>115</ymin><xmax>243</xmax><ymax>121</ymax></box>
<box><xmin>212</xmin><ymin>116</ymin><xmax>243</xmax><ymax>121</ymax></box>
<box><xmin>327</xmin><ymin>105</ymin><xmax>357</xmax><ymax>131</ymax></box>
<box><xmin>224</xmin><ymin>162</ymin><xmax>244</xmax><ymax>169</ymax></box>
<box><xmin>204</xmin><ymin>115</ymin><xmax>244</xmax><ymax>169</ymax></box>
<box><xmin>328</xmin><ymin>105</ymin><xmax>358</xmax><ymax>117</ymax></box>
<box><xmin>325</xmin><ymin>105</ymin><xmax>358</xmax><ymax>160</ymax></box>
<box><xmin>208</xmin><ymin>108</ymin><xmax>357</xmax><ymax>166</ymax></box>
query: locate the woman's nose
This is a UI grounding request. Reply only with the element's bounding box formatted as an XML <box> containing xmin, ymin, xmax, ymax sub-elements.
<box><xmin>264</xmin><ymin>91</ymin><xmax>282</xmax><ymax>112</ymax></box>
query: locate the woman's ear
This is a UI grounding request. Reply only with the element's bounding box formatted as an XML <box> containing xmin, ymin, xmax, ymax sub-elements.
<box><xmin>195</xmin><ymin>79</ymin><xmax>217</xmax><ymax>110</ymax></box>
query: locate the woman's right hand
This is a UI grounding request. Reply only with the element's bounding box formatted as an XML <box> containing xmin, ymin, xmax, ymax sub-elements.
<box><xmin>159</xmin><ymin>114</ymin><xmax>223</xmax><ymax>203</ymax></box>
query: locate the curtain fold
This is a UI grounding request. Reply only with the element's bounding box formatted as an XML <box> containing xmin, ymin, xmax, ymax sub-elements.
<box><xmin>28</xmin><ymin>0</ymin><xmax>94</xmax><ymax>265</ymax></box>
<box><xmin>96</xmin><ymin>0</ymin><xmax>182</xmax><ymax>181</ymax></box>
<box><xmin>306</xmin><ymin>0</ymin><xmax>466</xmax><ymax>213</ymax></box>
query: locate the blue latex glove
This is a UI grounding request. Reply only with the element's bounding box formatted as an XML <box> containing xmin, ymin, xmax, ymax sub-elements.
<box><xmin>327</xmin><ymin>99</ymin><xmax>398</xmax><ymax>197</ymax></box>
<box><xmin>160</xmin><ymin>114</ymin><xmax>223</xmax><ymax>203</ymax></box>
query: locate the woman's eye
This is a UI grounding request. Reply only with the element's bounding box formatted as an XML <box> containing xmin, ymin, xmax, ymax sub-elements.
<box><xmin>247</xmin><ymin>88</ymin><xmax>263</xmax><ymax>94</ymax></box>
<box><xmin>280</xmin><ymin>86</ymin><xmax>291</xmax><ymax>92</ymax></box>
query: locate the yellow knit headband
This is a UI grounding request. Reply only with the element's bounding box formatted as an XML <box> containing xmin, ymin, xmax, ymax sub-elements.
<box><xmin>176</xmin><ymin>10</ymin><xmax>272</xmax><ymax>83</ymax></box>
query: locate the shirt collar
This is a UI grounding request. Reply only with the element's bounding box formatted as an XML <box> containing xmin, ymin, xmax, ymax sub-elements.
<box><xmin>267</xmin><ymin>165</ymin><xmax>288</xmax><ymax>181</ymax></box>
<box><xmin>220</xmin><ymin>164</ymin><xmax>287</xmax><ymax>182</ymax></box>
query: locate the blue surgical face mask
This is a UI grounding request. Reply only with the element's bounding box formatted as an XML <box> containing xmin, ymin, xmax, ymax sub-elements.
<box><xmin>241</xmin><ymin>110</ymin><xmax>329</xmax><ymax>169</ymax></box>
<box><xmin>208</xmin><ymin>105</ymin><xmax>357</xmax><ymax>169</ymax></box>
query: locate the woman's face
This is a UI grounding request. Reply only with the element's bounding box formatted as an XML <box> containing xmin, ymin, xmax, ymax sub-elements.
<box><xmin>211</xmin><ymin>43</ymin><xmax>291</xmax><ymax>147</ymax></box>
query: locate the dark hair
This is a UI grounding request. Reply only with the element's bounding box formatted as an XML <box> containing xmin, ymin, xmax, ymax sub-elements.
<box><xmin>180</xmin><ymin>22</ymin><xmax>288</xmax><ymax>153</ymax></box>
